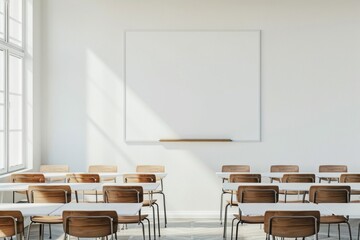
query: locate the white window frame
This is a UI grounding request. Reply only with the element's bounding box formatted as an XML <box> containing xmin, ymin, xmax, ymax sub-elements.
<box><xmin>0</xmin><ymin>0</ymin><xmax>27</xmax><ymax>174</ymax></box>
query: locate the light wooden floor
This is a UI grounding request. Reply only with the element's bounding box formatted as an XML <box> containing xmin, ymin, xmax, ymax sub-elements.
<box><xmin>26</xmin><ymin>218</ymin><xmax>358</xmax><ymax>240</ymax></box>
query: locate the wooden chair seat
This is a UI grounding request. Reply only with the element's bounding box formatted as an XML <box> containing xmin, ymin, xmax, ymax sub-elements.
<box><xmin>233</xmin><ymin>214</ymin><xmax>264</xmax><ymax>223</ymax></box>
<box><xmin>320</xmin><ymin>215</ymin><xmax>348</xmax><ymax>224</ymax></box>
<box><xmin>31</xmin><ymin>216</ymin><xmax>63</xmax><ymax>224</ymax></box>
<box><xmin>351</xmin><ymin>190</ymin><xmax>360</xmax><ymax>195</ymax></box>
<box><xmin>280</xmin><ymin>190</ymin><xmax>308</xmax><ymax>195</ymax></box>
<box><xmin>118</xmin><ymin>215</ymin><xmax>149</xmax><ymax>224</ymax></box>
<box><xmin>226</xmin><ymin>200</ymin><xmax>239</xmax><ymax>206</ymax></box>
<box><xmin>143</xmin><ymin>199</ymin><xmax>157</xmax><ymax>206</ymax></box>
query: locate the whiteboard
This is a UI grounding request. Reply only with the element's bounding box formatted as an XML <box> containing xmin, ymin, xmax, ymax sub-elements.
<box><xmin>125</xmin><ymin>30</ymin><xmax>261</xmax><ymax>142</ymax></box>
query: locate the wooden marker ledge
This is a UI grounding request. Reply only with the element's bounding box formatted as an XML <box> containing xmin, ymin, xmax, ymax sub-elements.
<box><xmin>159</xmin><ymin>139</ymin><xmax>232</xmax><ymax>142</ymax></box>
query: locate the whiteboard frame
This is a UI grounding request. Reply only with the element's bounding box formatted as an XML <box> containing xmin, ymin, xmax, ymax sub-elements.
<box><xmin>123</xmin><ymin>29</ymin><xmax>262</xmax><ymax>143</ymax></box>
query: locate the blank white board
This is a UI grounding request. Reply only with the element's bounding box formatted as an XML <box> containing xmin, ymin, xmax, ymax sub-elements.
<box><xmin>125</xmin><ymin>30</ymin><xmax>261</xmax><ymax>142</ymax></box>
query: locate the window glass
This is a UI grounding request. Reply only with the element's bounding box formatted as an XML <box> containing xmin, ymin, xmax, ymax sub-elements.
<box><xmin>9</xmin><ymin>0</ymin><xmax>22</xmax><ymax>46</ymax></box>
<box><xmin>0</xmin><ymin>49</ymin><xmax>4</xmax><ymax>92</ymax></box>
<box><xmin>0</xmin><ymin>132</ymin><xmax>4</xmax><ymax>170</ymax></box>
<box><xmin>9</xmin><ymin>54</ymin><xmax>22</xmax><ymax>95</ymax></box>
<box><xmin>9</xmin><ymin>131</ymin><xmax>22</xmax><ymax>167</ymax></box>
<box><xmin>9</xmin><ymin>94</ymin><xmax>22</xmax><ymax>130</ymax></box>
<box><xmin>0</xmin><ymin>0</ymin><xmax>4</xmax><ymax>40</ymax></box>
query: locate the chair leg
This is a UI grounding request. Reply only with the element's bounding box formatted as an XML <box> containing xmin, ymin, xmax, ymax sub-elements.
<box><xmin>154</xmin><ymin>203</ymin><xmax>160</xmax><ymax>237</ymax></box>
<box><xmin>235</xmin><ymin>221</ymin><xmax>241</xmax><ymax>240</ymax></box>
<box><xmin>346</xmin><ymin>221</ymin><xmax>353</xmax><ymax>240</ymax></box>
<box><xmin>328</xmin><ymin>224</ymin><xmax>331</xmax><ymax>237</ymax></box>
<box><xmin>151</xmin><ymin>205</ymin><xmax>156</xmax><ymax>240</ymax></box>
<box><xmin>160</xmin><ymin>192</ymin><xmax>167</xmax><ymax>228</ymax></box>
<box><xmin>63</xmin><ymin>233</ymin><xmax>66</xmax><ymax>240</ymax></box>
<box><xmin>230</xmin><ymin>218</ymin><xmax>236</xmax><ymax>240</ymax></box>
<box><xmin>48</xmin><ymin>224</ymin><xmax>52</xmax><ymax>239</ymax></box>
<box><xmin>75</xmin><ymin>191</ymin><xmax>79</xmax><ymax>203</ymax></box>
<box><xmin>26</xmin><ymin>222</ymin><xmax>33</xmax><ymax>240</ymax></box>
<box><xmin>338</xmin><ymin>224</ymin><xmax>341</xmax><ymax>240</ymax></box>
<box><xmin>223</xmin><ymin>203</ymin><xmax>230</xmax><ymax>238</ymax></box>
<box><xmin>220</xmin><ymin>192</ymin><xmax>224</xmax><ymax>224</ymax></box>
<box><xmin>12</xmin><ymin>192</ymin><xmax>15</xmax><ymax>203</ymax></box>
<box><xmin>140</xmin><ymin>222</ymin><xmax>145</xmax><ymax>240</ymax></box>
<box><xmin>145</xmin><ymin>218</ymin><xmax>151</xmax><ymax>240</ymax></box>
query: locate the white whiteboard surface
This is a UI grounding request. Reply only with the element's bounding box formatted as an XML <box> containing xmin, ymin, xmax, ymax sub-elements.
<box><xmin>125</xmin><ymin>30</ymin><xmax>261</xmax><ymax>142</ymax></box>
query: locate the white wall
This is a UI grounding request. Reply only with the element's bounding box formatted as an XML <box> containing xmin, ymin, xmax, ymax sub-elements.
<box><xmin>39</xmin><ymin>0</ymin><xmax>360</xmax><ymax>215</ymax></box>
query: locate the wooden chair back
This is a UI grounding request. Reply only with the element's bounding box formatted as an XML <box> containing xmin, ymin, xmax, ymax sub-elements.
<box><xmin>229</xmin><ymin>174</ymin><xmax>261</xmax><ymax>183</ymax></box>
<box><xmin>309</xmin><ymin>185</ymin><xmax>350</xmax><ymax>203</ymax></box>
<box><xmin>237</xmin><ymin>185</ymin><xmax>279</xmax><ymax>203</ymax></box>
<box><xmin>103</xmin><ymin>186</ymin><xmax>143</xmax><ymax>203</ymax></box>
<box><xmin>319</xmin><ymin>165</ymin><xmax>347</xmax><ymax>172</ymax></box>
<box><xmin>28</xmin><ymin>185</ymin><xmax>72</xmax><ymax>203</ymax></box>
<box><xmin>281</xmin><ymin>174</ymin><xmax>315</xmax><ymax>183</ymax></box>
<box><xmin>264</xmin><ymin>210</ymin><xmax>320</xmax><ymax>238</ymax></box>
<box><xmin>88</xmin><ymin>165</ymin><xmax>117</xmax><ymax>182</ymax></box>
<box><xmin>0</xmin><ymin>211</ymin><xmax>24</xmax><ymax>237</ymax></box>
<box><xmin>270</xmin><ymin>165</ymin><xmax>299</xmax><ymax>172</ymax></box>
<box><xmin>66</xmin><ymin>173</ymin><xmax>100</xmax><ymax>183</ymax></box>
<box><xmin>63</xmin><ymin>210</ymin><xmax>118</xmax><ymax>238</ymax></box>
<box><xmin>88</xmin><ymin>165</ymin><xmax>117</xmax><ymax>173</ymax></box>
<box><xmin>340</xmin><ymin>174</ymin><xmax>360</xmax><ymax>183</ymax></box>
<box><xmin>136</xmin><ymin>165</ymin><xmax>165</xmax><ymax>173</ymax></box>
<box><xmin>123</xmin><ymin>174</ymin><xmax>156</xmax><ymax>183</ymax></box>
<box><xmin>11</xmin><ymin>173</ymin><xmax>45</xmax><ymax>183</ymax></box>
<box><xmin>222</xmin><ymin>165</ymin><xmax>250</xmax><ymax>172</ymax></box>
<box><xmin>40</xmin><ymin>165</ymin><xmax>69</xmax><ymax>172</ymax></box>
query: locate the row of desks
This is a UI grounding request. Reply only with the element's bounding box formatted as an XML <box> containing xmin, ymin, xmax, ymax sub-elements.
<box><xmin>238</xmin><ymin>202</ymin><xmax>360</xmax><ymax>217</ymax></box>
<box><xmin>39</xmin><ymin>172</ymin><xmax>167</xmax><ymax>180</ymax></box>
<box><xmin>0</xmin><ymin>202</ymin><xmax>143</xmax><ymax>217</ymax></box>
<box><xmin>222</xmin><ymin>182</ymin><xmax>360</xmax><ymax>191</ymax></box>
<box><xmin>216</xmin><ymin>171</ymin><xmax>359</xmax><ymax>180</ymax></box>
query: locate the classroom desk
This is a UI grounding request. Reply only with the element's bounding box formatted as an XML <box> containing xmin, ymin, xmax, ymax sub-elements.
<box><xmin>0</xmin><ymin>203</ymin><xmax>63</xmax><ymax>216</ymax></box>
<box><xmin>223</xmin><ymin>203</ymin><xmax>332</xmax><ymax>238</ymax></box>
<box><xmin>42</xmin><ymin>172</ymin><xmax>168</xmax><ymax>181</ymax></box>
<box><xmin>216</xmin><ymin>172</ymin><xmax>360</xmax><ymax>181</ymax></box>
<box><xmin>237</xmin><ymin>202</ymin><xmax>332</xmax><ymax>216</ymax></box>
<box><xmin>222</xmin><ymin>182</ymin><xmax>360</xmax><ymax>192</ymax></box>
<box><xmin>0</xmin><ymin>182</ymin><xmax>160</xmax><ymax>203</ymax></box>
<box><xmin>50</xmin><ymin>202</ymin><xmax>143</xmax><ymax>216</ymax></box>
<box><xmin>318</xmin><ymin>203</ymin><xmax>360</xmax><ymax>218</ymax></box>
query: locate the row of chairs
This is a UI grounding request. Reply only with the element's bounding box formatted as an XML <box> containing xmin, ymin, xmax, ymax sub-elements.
<box><xmin>1</xmin><ymin>185</ymin><xmax>154</xmax><ymax>240</ymax></box>
<box><xmin>227</xmin><ymin>185</ymin><xmax>353</xmax><ymax>240</ymax></box>
<box><xmin>10</xmin><ymin>173</ymin><xmax>162</xmax><ymax>239</ymax></box>
<box><xmin>220</xmin><ymin>164</ymin><xmax>356</xmax><ymax>224</ymax></box>
<box><xmin>39</xmin><ymin>164</ymin><xmax>168</xmax><ymax>227</ymax></box>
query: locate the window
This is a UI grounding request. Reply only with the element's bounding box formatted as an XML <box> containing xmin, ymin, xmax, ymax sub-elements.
<box><xmin>0</xmin><ymin>0</ymin><xmax>25</xmax><ymax>174</ymax></box>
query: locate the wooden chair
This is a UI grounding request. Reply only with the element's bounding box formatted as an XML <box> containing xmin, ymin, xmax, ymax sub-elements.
<box><xmin>264</xmin><ymin>210</ymin><xmax>320</xmax><ymax>240</ymax></box>
<box><xmin>136</xmin><ymin>165</ymin><xmax>168</xmax><ymax>227</ymax></box>
<box><xmin>269</xmin><ymin>165</ymin><xmax>299</xmax><ymax>183</ymax></box>
<box><xmin>63</xmin><ymin>210</ymin><xmax>118</xmax><ymax>239</ymax></box>
<box><xmin>0</xmin><ymin>210</ymin><xmax>24</xmax><ymax>240</ymax></box>
<box><xmin>88</xmin><ymin>165</ymin><xmax>118</xmax><ymax>182</ymax></box>
<box><xmin>319</xmin><ymin>165</ymin><xmax>347</xmax><ymax>183</ymax></box>
<box><xmin>309</xmin><ymin>185</ymin><xmax>352</xmax><ymax>239</ymax></box>
<box><xmin>220</xmin><ymin>165</ymin><xmax>250</xmax><ymax>224</ymax></box>
<box><xmin>27</xmin><ymin>185</ymin><xmax>71</xmax><ymax>240</ymax></box>
<box><xmin>103</xmin><ymin>185</ymin><xmax>151</xmax><ymax>240</ymax></box>
<box><xmin>124</xmin><ymin>174</ymin><xmax>160</xmax><ymax>239</ymax></box>
<box><xmin>231</xmin><ymin>185</ymin><xmax>279</xmax><ymax>240</ymax></box>
<box><xmin>66</xmin><ymin>173</ymin><xmax>100</xmax><ymax>202</ymax></box>
<box><xmin>40</xmin><ymin>164</ymin><xmax>69</xmax><ymax>182</ymax></box>
<box><xmin>281</xmin><ymin>173</ymin><xmax>315</xmax><ymax>203</ymax></box>
<box><xmin>340</xmin><ymin>173</ymin><xmax>360</xmax><ymax>199</ymax></box>
<box><xmin>11</xmin><ymin>173</ymin><xmax>45</xmax><ymax>203</ymax></box>
<box><xmin>223</xmin><ymin>174</ymin><xmax>261</xmax><ymax>238</ymax></box>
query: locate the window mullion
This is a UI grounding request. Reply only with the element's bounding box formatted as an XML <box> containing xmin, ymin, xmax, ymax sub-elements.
<box><xmin>4</xmin><ymin>0</ymin><xmax>7</xmax><ymax>43</ymax></box>
<box><xmin>4</xmin><ymin>48</ymin><xmax>8</xmax><ymax>173</ymax></box>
